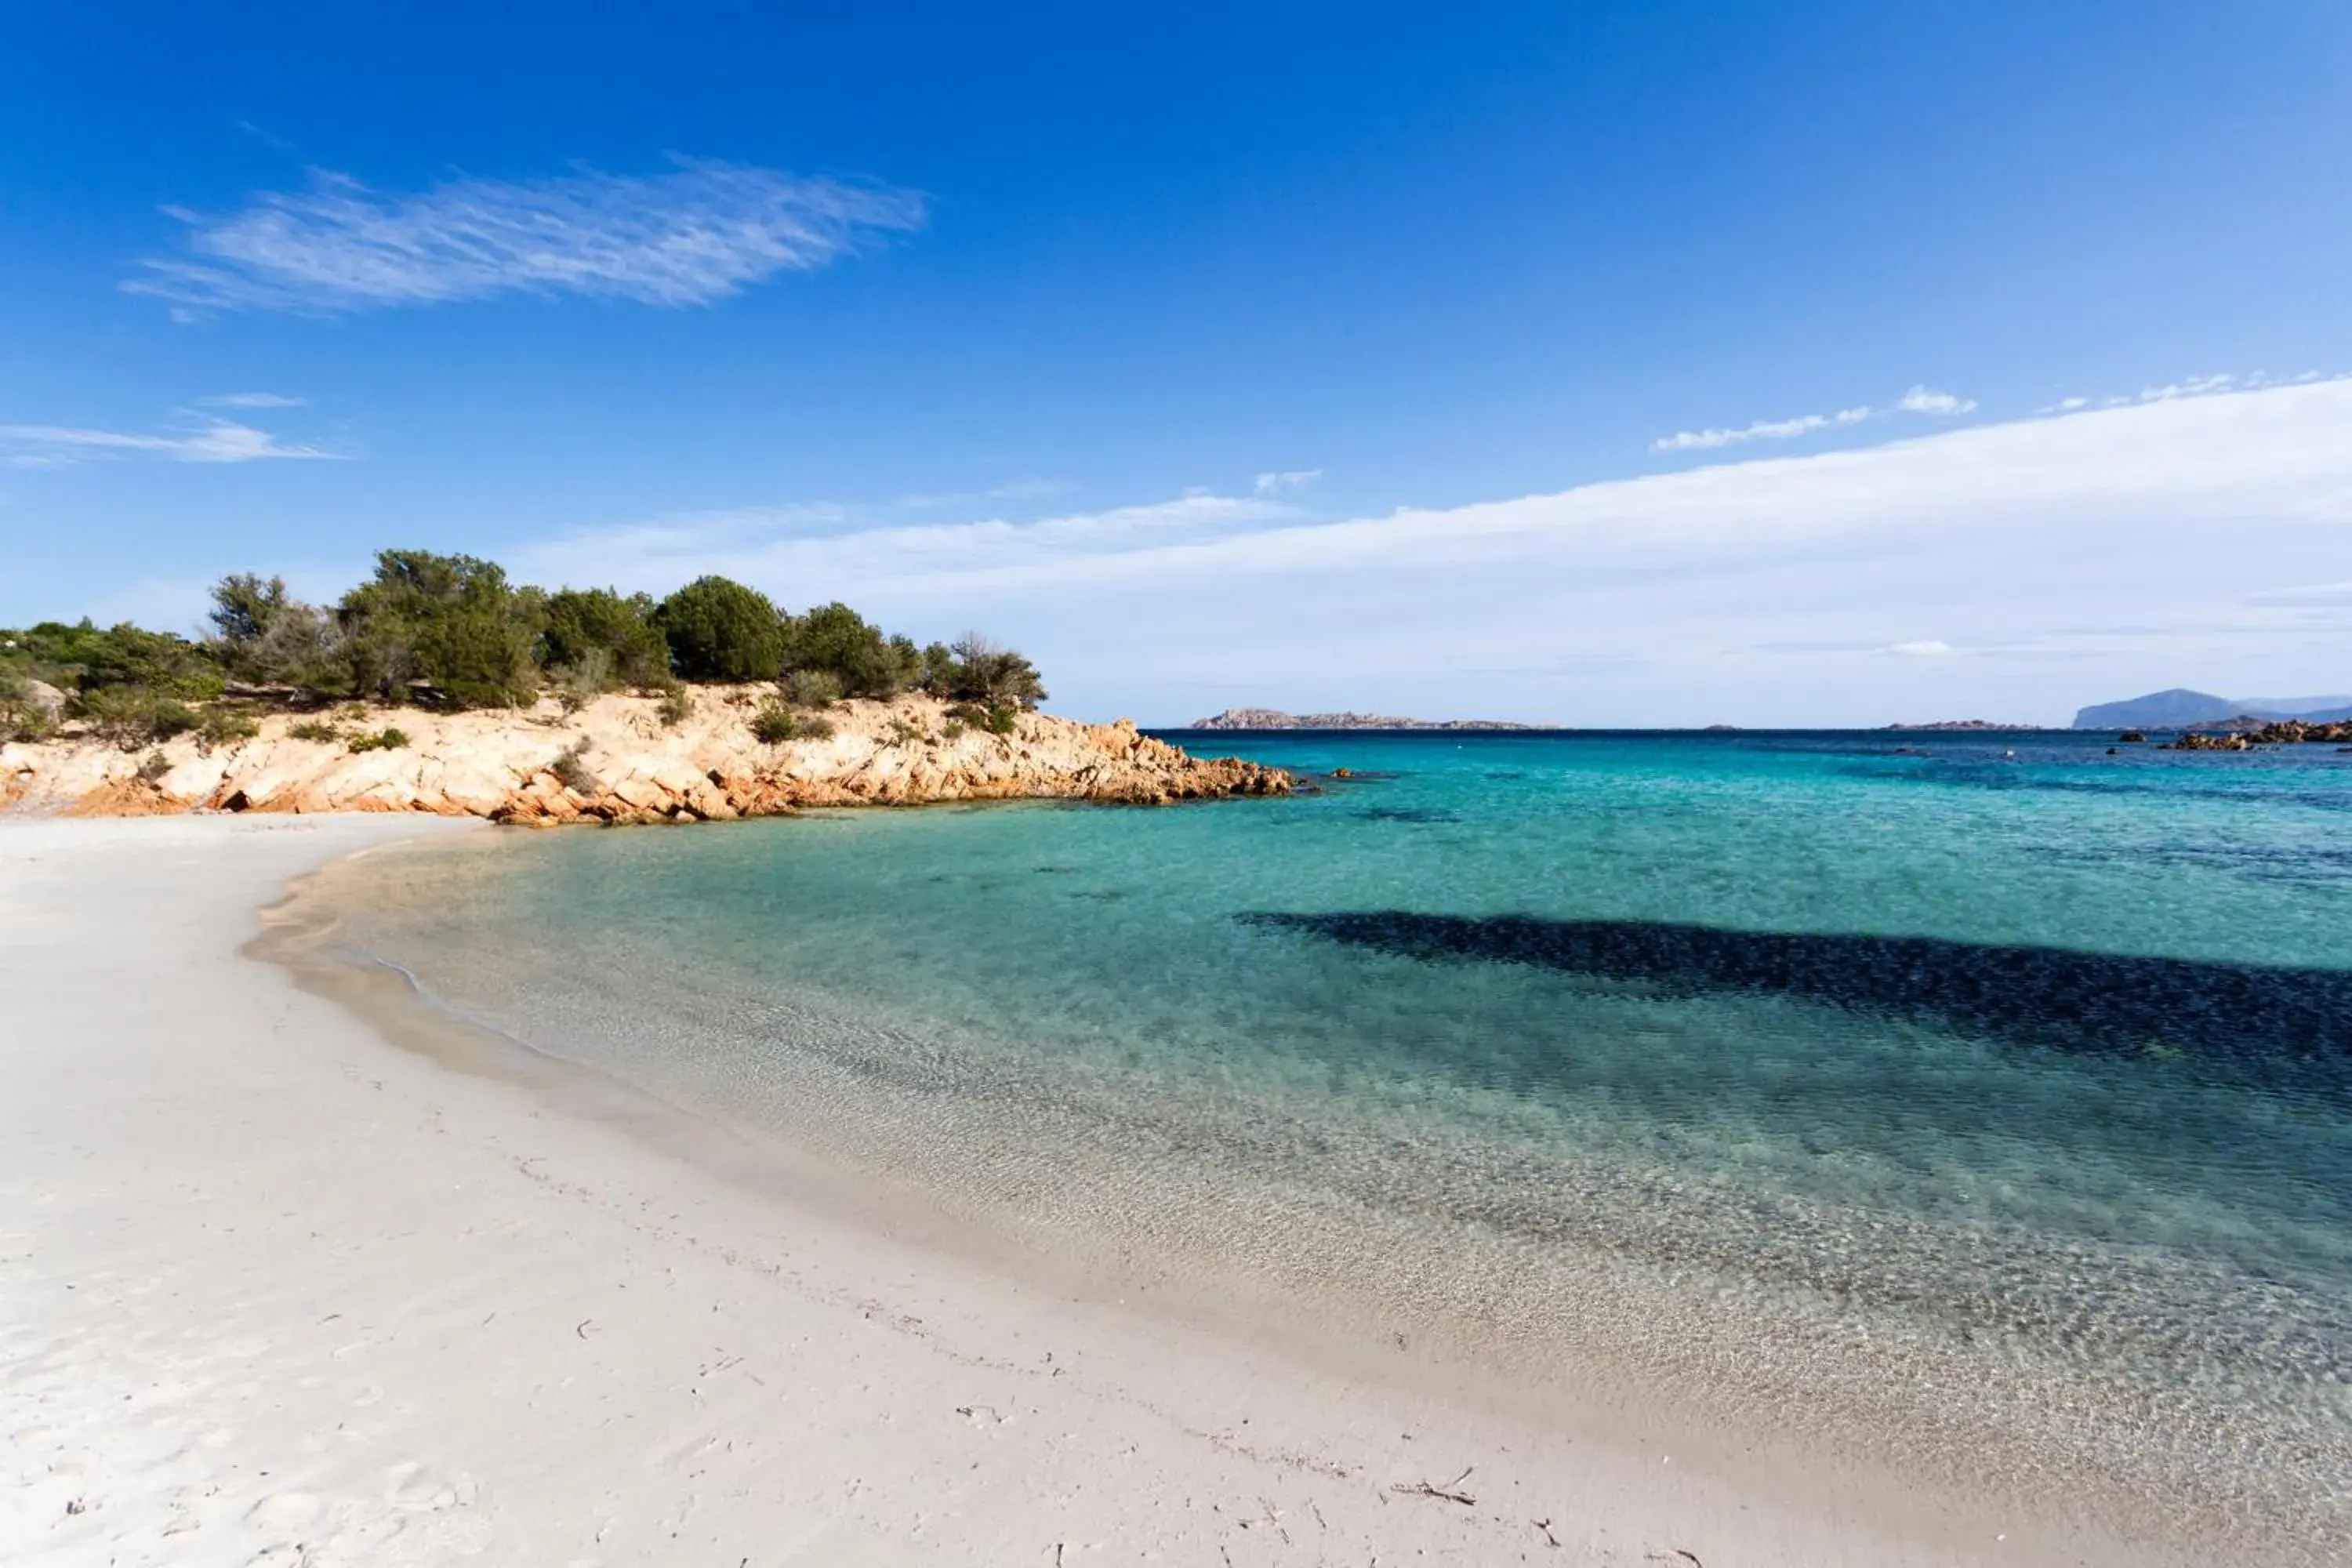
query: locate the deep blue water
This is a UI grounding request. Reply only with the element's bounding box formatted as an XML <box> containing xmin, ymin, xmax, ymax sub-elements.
<box><xmin>325</xmin><ymin>729</ymin><xmax>2352</xmax><ymax>1536</ymax></box>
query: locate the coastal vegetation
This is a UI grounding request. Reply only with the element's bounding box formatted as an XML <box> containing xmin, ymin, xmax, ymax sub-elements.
<box><xmin>546</xmin><ymin>739</ymin><xmax>597</xmax><ymax>795</ymax></box>
<box><xmin>750</xmin><ymin>700</ymin><xmax>836</xmax><ymax>745</ymax></box>
<box><xmin>2</xmin><ymin>549</ymin><xmax>1047</xmax><ymax>749</ymax></box>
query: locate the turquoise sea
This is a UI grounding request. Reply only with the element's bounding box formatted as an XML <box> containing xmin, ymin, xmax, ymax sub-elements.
<box><xmin>315</xmin><ymin>729</ymin><xmax>2352</xmax><ymax>1549</ymax></box>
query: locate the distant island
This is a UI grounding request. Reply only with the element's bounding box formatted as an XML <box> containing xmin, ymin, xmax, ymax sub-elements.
<box><xmin>2073</xmin><ymin>688</ymin><xmax>2352</xmax><ymax>730</ymax></box>
<box><xmin>1884</xmin><ymin>719</ymin><xmax>2050</xmax><ymax>731</ymax></box>
<box><xmin>1186</xmin><ymin>706</ymin><xmax>1537</xmax><ymax>731</ymax></box>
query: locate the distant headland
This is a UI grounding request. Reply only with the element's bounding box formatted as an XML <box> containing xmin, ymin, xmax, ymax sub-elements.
<box><xmin>1186</xmin><ymin>706</ymin><xmax>1537</xmax><ymax>731</ymax></box>
<box><xmin>2072</xmin><ymin>688</ymin><xmax>2352</xmax><ymax>730</ymax></box>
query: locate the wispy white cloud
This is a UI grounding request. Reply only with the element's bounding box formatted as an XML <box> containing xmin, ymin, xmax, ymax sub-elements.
<box><xmin>1651</xmin><ymin>406</ymin><xmax>1871</xmax><ymax>452</ymax></box>
<box><xmin>1886</xmin><ymin>639</ymin><xmax>1954</xmax><ymax>657</ymax></box>
<box><xmin>1254</xmin><ymin>468</ymin><xmax>1323</xmax><ymax>495</ymax></box>
<box><xmin>201</xmin><ymin>390</ymin><xmax>307</xmax><ymax>409</ymax></box>
<box><xmin>0</xmin><ymin>415</ymin><xmax>343</xmax><ymax>467</ymax></box>
<box><xmin>233</xmin><ymin>118</ymin><xmax>302</xmax><ymax>155</ymax></box>
<box><xmin>124</xmin><ymin>159</ymin><xmax>926</xmax><ymax>317</ymax></box>
<box><xmin>2035</xmin><ymin>370</ymin><xmax>2352</xmax><ymax>421</ymax></box>
<box><xmin>519</xmin><ymin>491</ymin><xmax>1299</xmax><ymax>595</ymax></box>
<box><xmin>2249</xmin><ymin>580</ymin><xmax>2352</xmax><ymax>606</ymax></box>
<box><xmin>1895</xmin><ymin>386</ymin><xmax>1976</xmax><ymax>416</ymax></box>
<box><xmin>895</xmin><ymin>477</ymin><xmax>1073</xmax><ymax>511</ymax></box>
<box><xmin>2140</xmin><ymin>373</ymin><xmax>2241</xmax><ymax>401</ymax></box>
<box><xmin>1650</xmin><ymin>386</ymin><xmax>1970</xmax><ymax>454</ymax></box>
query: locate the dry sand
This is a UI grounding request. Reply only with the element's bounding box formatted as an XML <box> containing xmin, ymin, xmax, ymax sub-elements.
<box><xmin>3</xmin><ymin>816</ymin><xmax>2071</xmax><ymax>1565</ymax></box>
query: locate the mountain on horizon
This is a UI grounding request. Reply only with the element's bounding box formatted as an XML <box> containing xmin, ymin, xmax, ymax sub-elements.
<box><xmin>2072</xmin><ymin>688</ymin><xmax>2352</xmax><ymax>729</ymax></box>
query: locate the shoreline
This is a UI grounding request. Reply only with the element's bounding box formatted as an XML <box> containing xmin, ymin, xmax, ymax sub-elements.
<box><xmin>290</xmin><ymin>826</ymin><xmax>2332</xmax><ymax>1568</ymax></box>
<box><xmin>1</xmin><ymin>815</ymin><xmax>2250</xmax><ymax>1565</ymax></box>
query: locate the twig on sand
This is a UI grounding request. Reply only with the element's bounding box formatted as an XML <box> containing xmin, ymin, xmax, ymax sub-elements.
<box><xmin>1646</xmin><ymin>1551</ymin><xmax>1704</xmax><ymax>1568</ymax></box>
<box><xmin>1390</xmin><ymin>1466</ymin><xmax>1475</xmax><ymax>1506</ymax></box>
<box><xmin>1533</xmin><ymin>1516</ymin><xmax>1560</xmax><ymax>1547</ymax></box>
<box><xmin>575</xmin><ymin>1319</ymin><xmax>595</xmax><ymax>1340</ymax></box>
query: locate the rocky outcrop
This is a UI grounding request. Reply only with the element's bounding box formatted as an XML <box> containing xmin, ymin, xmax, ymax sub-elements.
<box><xmin>15</xmin><ymin>679</ymin><xmax>66</xmax><ymax>720</ymax></box>
<box><xmin>0</xmin><ymin>690</ymin><xmax>1290</xmax><ymax>824</ymax></box>
<box><xmin>2162</xmin><ymin>718</ymin><xmax>2352</xmax><ymax>751</ymax></box>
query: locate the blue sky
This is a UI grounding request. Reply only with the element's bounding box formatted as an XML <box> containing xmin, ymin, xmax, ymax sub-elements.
<box><xmin>4</xmin><ymin>2</ymin><xmax>2350</xmax><ymax>724</ymax></box>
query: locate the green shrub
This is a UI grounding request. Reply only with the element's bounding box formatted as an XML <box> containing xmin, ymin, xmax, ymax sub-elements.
<box><xmin>916</xmin><ymin>634</ymin><xmax>1051</xmax><ymax>708</ymax></box>
<box><xmin>208</xmin><ymin>575</ymin><xmax>345</xmax><ymax>696</ymax></box>
<box><xmin>136</xmin><ymin>750</ymin><xmax>173</xmax><ymax>782</ymax></box>
<box><xmin>782</xmin><ymin>668</ymin><xmax>843</xmax><ymax>708</ymax></box>
<box><xmin>0</xmin><ymin>674</ymin><xmax>56</xmax><ymax>742</ymax></box>
<box><xmin>348</xmin><ymin>727</ymin><xmax>410</xmax><ymax>753</ymax></box>
<box><xmin>77</xmin><ymin>622</ymin><xmax>225</xmax><ymax>702</ymax></box>
<box><xmin>653</xmin><ymin>682</ymin><xmax>693</xmax><ymax>728</ymax></box>
<box><xmin>206</xmin><ymin>573</ymin><xmax>285</xmax><ymax>648</ymax></box>
<box><xmin>919</xmin><ymin>641</ymin><xmax>958</xmax><ymax>696</ymax></box>
<box><xmin>548</xmin><ymin>739</ymin><xmax>597</xmax><ymax>794</ymax></box>
<box><xmin>945</xmin><ymin>699</ymin><xmax>1018</xmax><ymax>735</ymax></box>
<box><xmin>198</xmin><ymin>706</ymin><xmax>260</xmax><ymax>746</ymax></box>
<box><xmin>540</xmin><ymin>588</ymin><xmax>669</xmax><ymax>687</ymax></box>
<box><xmin>76</xmin><ymin>687</ymin><xmax>201</xmax><ymax>748</ymax></box>
<box><xmin>884</xmin><ymin>717</ymin><xmax>928</xmax><ymax>748</ymax></box>
<box><xmin>941</xmin><ymin>719</ymin><xmax>967</xmax><ymax>743</ymax></box>
<box><xmin>550</xmin><ymin>647</ymin><xmax>613</xmax><ymax>713</ymax></box>
<box><xmin>797</xmin><ymin>714</ymin><xmax>837</xmax><ymax>740</ymax></box>
<box><xmin>655</xmin><ymin>576</ymin><xmax>786</xmax><ymax>682</ymax></box>
<box><xmin>750</xmin><ymin>702</ymin><xmax>801</xmax><ymax>744</ymax></box>
<box><xmin>337</xmin><ymin>550</ymin><xmax>543</xmax><ymax>709</ymax></box>
<box><xmin>2</xmin><ymin>620</ymin><xmax>224</xmax><ymax>708</ymax></box>
<box><xmin>287</xmin><ymin>719</ymin><xmax>343</xmax><ymax>744</ymax></box>
<box><xmin>786</xmin><ymin>603</ymin><xmax>918</xmax><ymax>699</ymax></box>
<box><xmin>946</xmin><ymin>633</ymin><xmax>1047</xmax><ymax>708</ymax></box>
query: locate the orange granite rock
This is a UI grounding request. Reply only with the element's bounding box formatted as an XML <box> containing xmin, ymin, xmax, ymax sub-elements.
<box><xmin>2</xmin><ymin>691</ymin><xmax>1288</xmax><ymax>825</ymax></box>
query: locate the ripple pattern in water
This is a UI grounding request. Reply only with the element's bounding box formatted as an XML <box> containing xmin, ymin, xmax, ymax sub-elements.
<box><xmin>316</xmin><ymin>731</ymin><xmax>2352</xmax><ymax>1555</ymax></box>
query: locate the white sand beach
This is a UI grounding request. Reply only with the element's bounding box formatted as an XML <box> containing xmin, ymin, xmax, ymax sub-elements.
<box><xmin>2</xmin><ymin>817</ymin><xmax>2111</xmax><ymax>1566</ymax></box>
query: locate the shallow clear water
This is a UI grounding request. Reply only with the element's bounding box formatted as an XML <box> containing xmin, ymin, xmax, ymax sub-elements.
<box><xmin>319</xmin><ymin>730</ymin><xmax>2352</xmax><ymax>1544</ymax></box>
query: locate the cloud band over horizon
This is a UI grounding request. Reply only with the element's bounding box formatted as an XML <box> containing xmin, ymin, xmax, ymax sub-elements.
<box><xmin>1652</xmin><ymin>385</ymin><xmax>1979</xmax><ymax>452</ymax></box>
<box><xmin>520</xmin><ymin>379</ymin><xmax>2352</xmax><ymax>725</ymax></box>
